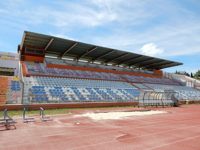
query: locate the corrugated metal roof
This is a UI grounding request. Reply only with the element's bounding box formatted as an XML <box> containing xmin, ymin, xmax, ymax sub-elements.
<box><xmin>20</xmin><ymin>31</ymin><xmax>183</xmax><ymax>70</ymax></box>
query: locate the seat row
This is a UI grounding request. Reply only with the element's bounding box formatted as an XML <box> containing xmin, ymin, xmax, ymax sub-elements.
<box><xmin>24</xmin><ymin>77</ymin><xmax>140</xmax><ymax>103</ymax></box>
<box><xmin>25</xmin><ymin>62</ymin><xmax>178</xmax><ymax>85</ymax></box>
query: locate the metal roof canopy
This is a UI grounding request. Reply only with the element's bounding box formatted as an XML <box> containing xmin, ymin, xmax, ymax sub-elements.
<box><xmin>20</xmin><ymin>31</ymin><xmax>183</xmax><ymax>70</ymax></box>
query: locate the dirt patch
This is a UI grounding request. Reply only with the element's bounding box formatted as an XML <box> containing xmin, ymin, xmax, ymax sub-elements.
<box><xmin>75</xmin><ymin>110</ymin><xmax>167</xmax><ymax>121</ymax></box>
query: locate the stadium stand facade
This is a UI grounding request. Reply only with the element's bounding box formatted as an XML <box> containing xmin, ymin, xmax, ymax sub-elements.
<box><xmin>0</xmin><ymin>52</ymin><xmax>19</xmax><ymax>76</ymax></box>
<box><xmin>0</xmin><ymin>31</ymin><xmax>200</xmax><ymax>107</ymax></box>
<box><xmin>0</xmin><ymin>52</ymin><xmax>22</xmax><ymax>105</ymax></box>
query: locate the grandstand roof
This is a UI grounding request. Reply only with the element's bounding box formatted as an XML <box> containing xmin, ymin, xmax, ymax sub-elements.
<box><xmin>20</xmin><ymin>31</ymin><xmax>183</xmax><ymax>70</ymax></box>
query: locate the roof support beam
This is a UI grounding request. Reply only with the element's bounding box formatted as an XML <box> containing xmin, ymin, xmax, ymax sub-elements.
<box><xmin>105</xmin><ymin>53</ymin><xmax>129</xmax><ymax>63</ymax></box>
<box><xmin>142</xmin><ymin>61</ymin><xmax>166</xmax><ymax>68</ymax></box>
<box><xmin>128</xmin><ymin>55</ymin><xmax>150</xmax><ymax>66</ymax></box>
<box><xmin>144</xmin><ymin>61</ymin><xmax>171</xmax><ymax>69</ymax></box>
<box><xmin>118</xmin><ymin>55</ymin><xmax>143</xmax><ymax>65</ymax></box>
<box><xmin>44</xmin><ymin>38</ymin><xmax>54</xmax><ymax>51</ymax></box>
<box><xmin>61</xmin><ymin>42</ymin><xmax>78</xmax><ymax>58</ymax></box>
<box><xmin>90</xmin><ymin>50</ymin><xmax>114</xmax><ymax>62</ymax></box>
<box><xmin>155</xmin><ymin>63</ymin><xmax>179</xmax><ymax>69</ymax></box>
<box><xmin>130</xmin><ymin>58</ymin><xmax>156</xmax><ymax>67</ymax></box>
<box><xmin>77</xmin><ymin>46</ymin><xmax>98</xmax><ymax>60</ymax></box>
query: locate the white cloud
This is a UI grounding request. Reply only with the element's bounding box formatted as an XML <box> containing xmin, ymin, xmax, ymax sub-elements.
<box><xmin>0</xmin><ymin>0</ymin><xmax>200</xmax><ymax>61</ymax></box>
<box><xmin>140</xmin><ymin>43</ymin><xmax>164</xmax><ymax>56</ymax></box>
<box><xmin>0</xmin><ymin>0</ymin><xmax>119</xmax><ymax>29</ymax></box>
<box><xmin>0</xmin><ymin>0</ymin><xmax>163</xmax><ymax>32</ymax></box>
<box><xmin>91</xmin><ymin>16</ymin><xmax>200</xmax><ymax>57</ymax></box>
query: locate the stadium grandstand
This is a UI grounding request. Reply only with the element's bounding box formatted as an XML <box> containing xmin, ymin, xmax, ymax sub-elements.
<box><xmin>1</xmin><ymin>31</ymin><xmax>200</xmax><ymax>108</ymax></box>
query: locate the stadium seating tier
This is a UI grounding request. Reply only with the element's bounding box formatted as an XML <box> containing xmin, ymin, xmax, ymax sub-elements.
<box><xmin>23</xmin><ymin>77</ymin><xmax>140</xmax><ymax>103</ymax></box>
<box><xmin>25</xmin><ymin>62</ymin><xmax>179</xmax><ymax>85</ymax></box>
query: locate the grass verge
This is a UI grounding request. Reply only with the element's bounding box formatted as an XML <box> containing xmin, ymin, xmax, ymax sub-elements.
<box><xmin>0</xmin><ymin>105</ymin><xmax>137</xmax><ymax>118</ymax></box>
<box><xmin>0</xmin><ymin>108</ymin><xmax>70</xmax><ymax>118</ymax></box>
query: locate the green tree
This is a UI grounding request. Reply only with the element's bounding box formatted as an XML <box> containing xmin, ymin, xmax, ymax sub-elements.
<box><xmin>191</xmin><ymin>72</ymin><xmax>194</xmax><ymax>78</ymax></box>
<box><xmin>194</xmin><ymin>70</ymin><xmax>200</xmax><ymax>79</ymax></box>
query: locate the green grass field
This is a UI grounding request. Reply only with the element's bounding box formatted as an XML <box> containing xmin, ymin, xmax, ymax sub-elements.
<box><xmin>0</xmin><ymin>106</ymin><xmax>135</xmax><ymax>118</ymax></box>
<box><xmin>0</xmin><ymin>108</ymin><xmax>70</xmax><ymax>118</ymax></box>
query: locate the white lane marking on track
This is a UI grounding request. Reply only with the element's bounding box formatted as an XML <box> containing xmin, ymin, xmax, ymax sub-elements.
<box><xmin>149</xmin><ymin>134</ymin><xmax>200</xmax><ymax>150</ymax></box>
<box><xmin>71</xmin><ymin>124</ymin><xmax>200</xmax><ymax>150</ymax></box>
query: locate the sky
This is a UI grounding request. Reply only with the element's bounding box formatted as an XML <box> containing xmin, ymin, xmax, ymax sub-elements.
<box><xmin>0</xmin><ymin>0</ymin><xmax>199</xmax><ymax>73</ymax></box>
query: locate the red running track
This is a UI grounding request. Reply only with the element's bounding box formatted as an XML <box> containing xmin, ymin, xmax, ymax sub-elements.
<box><xmin>0</xmin><ymin>105</ymin><xmax>200</xmax><ymax>150</ymax></box>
